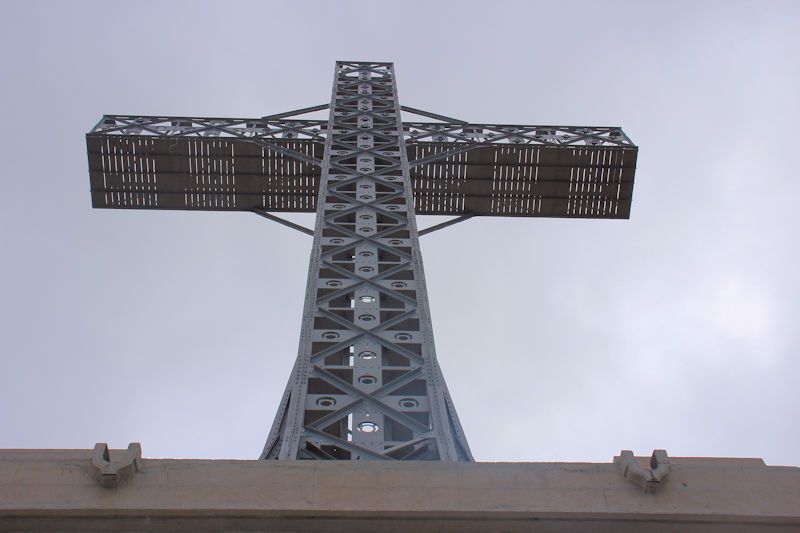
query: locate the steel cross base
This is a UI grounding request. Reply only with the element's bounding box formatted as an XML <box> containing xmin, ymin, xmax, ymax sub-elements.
<box><xmin>261</xmin><ymin>62</ymin><xmax>472</xmax><ymax>461</ymax></box>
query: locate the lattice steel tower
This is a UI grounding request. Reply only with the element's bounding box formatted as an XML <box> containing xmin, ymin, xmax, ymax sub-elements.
<box><xmin>86</xmin><ymin>61</ymin><xmax>637</xmax><ymax>461</ymax></box>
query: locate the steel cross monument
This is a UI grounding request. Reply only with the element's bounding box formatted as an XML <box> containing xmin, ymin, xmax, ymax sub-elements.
<box><xmin>86</xmin><ymin>61</ymin><xmax>637</xmax><ymax>461</ymax></box>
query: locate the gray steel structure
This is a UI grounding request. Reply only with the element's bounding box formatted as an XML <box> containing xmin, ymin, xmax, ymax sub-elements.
<box><xmin>86</xmin><ymin>61</ymin><xmax>637</xmax><ymax>461</ymax></box>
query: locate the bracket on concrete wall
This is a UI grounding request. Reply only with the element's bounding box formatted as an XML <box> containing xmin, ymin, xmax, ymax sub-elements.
<box><xmin>616</xmin><ymin>449</ymin><xmax>670</xmax><ymax>494</ymax></box>
<box><xmin>91</xmin><ymin>442</ymin><xmax>142</xmax><ymax>488</ymax></box>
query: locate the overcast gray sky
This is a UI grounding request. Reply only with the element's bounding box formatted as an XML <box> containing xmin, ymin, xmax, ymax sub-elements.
<box><xmin>1</xmin><ymin>0</ymin><xmax>798</xmax><ymax>465</ymax></box>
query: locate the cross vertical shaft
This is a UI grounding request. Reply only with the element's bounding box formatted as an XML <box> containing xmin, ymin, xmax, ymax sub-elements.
<box><xmin>261</xmin><ymin>62</ymin><xmax>472</xmax><ymax>461</ymax></box>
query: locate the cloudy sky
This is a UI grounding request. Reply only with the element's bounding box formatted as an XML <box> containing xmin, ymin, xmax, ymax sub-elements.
<box><xmin>1</xmin><ymin>0</ymin><xmax>798</xmax><ymax>465</ymax></box>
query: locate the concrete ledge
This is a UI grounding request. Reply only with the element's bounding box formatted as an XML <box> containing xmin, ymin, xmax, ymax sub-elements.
<box><xmin>1</xmin><ymin>449</ymin><xmax>799</xmax><ymax>531</ymax></box>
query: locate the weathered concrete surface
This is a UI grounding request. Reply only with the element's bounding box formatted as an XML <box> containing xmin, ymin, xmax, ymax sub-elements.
<box><xmin>1</xmin><ymin>449</ymin><xmax>799</xmax><ymax>532</ymax></box>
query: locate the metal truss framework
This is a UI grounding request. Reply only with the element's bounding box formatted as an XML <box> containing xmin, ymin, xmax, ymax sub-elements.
<box><xmin>89</xmin><ymin>115</ymin><xmax>634</xmax><ymax>150</ymax></box>
<box><xmin>85</xmin><ymin>60</ymin><xmax>638</xmax><ymax>462</ymax></box>
<box><xmin>260</xmin><ymin>62</ymin><xmax>472</xmax><ymax>461</ymax></box>
<box><xmin>88</xmin><ymin>102</ymin><xmax>637</xmax><ymax>219</ymax></box>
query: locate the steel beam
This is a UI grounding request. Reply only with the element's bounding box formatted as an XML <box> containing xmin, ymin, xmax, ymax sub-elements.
<box><xmin>260</xmin><ymin>61</ymin><xmax>472</xmax><ymax>461</ymax></box>
<box><xmin>418</xmin><ymin>213</ymin><xmax>475</xmax><ymax>236</ymax></box>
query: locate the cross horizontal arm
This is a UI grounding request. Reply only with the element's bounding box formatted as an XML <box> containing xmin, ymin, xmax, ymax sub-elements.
<box><xmin>87</xmin><ymin>114</ymin><xmax>636</xmax><ymax>219</ymax></box>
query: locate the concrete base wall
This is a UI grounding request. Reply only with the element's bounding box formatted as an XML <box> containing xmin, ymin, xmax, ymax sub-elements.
<box><xmin>1</xmin><ymin>448</ymin><xmax>799</xmax><ymax>532</ymax></box>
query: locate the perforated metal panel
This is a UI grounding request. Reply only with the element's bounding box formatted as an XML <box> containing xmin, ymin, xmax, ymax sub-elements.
<box><xmin>408</xmin><ymin>143</ymin><xmax>635</xmax><ymax>218</ymax></box>
<box><xmin>87</xmin><ymin>120</ymin><xmax>636</xmax><ymax>218</ymax></box>
<box><xmin>87</xmin><ymin>136</ymin><xmax>322</xmax><ymax>211</ymax></box>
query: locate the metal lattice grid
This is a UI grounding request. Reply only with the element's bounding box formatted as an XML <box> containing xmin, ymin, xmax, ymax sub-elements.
<box><xmin>260</xmin><ymin>62</ymin><xmax>472</xmax><ymax>460</ymax></box>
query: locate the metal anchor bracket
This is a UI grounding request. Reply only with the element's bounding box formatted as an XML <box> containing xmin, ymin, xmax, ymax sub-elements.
<box><xmin>616</xmin><ymin>449</ymin><xmax>670</xmax><ymax>493</ymax></box>
<box><xmin>90</xmin><ymin>442</ymin><xmax>142</xmax><ymax>488</ymax></box>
